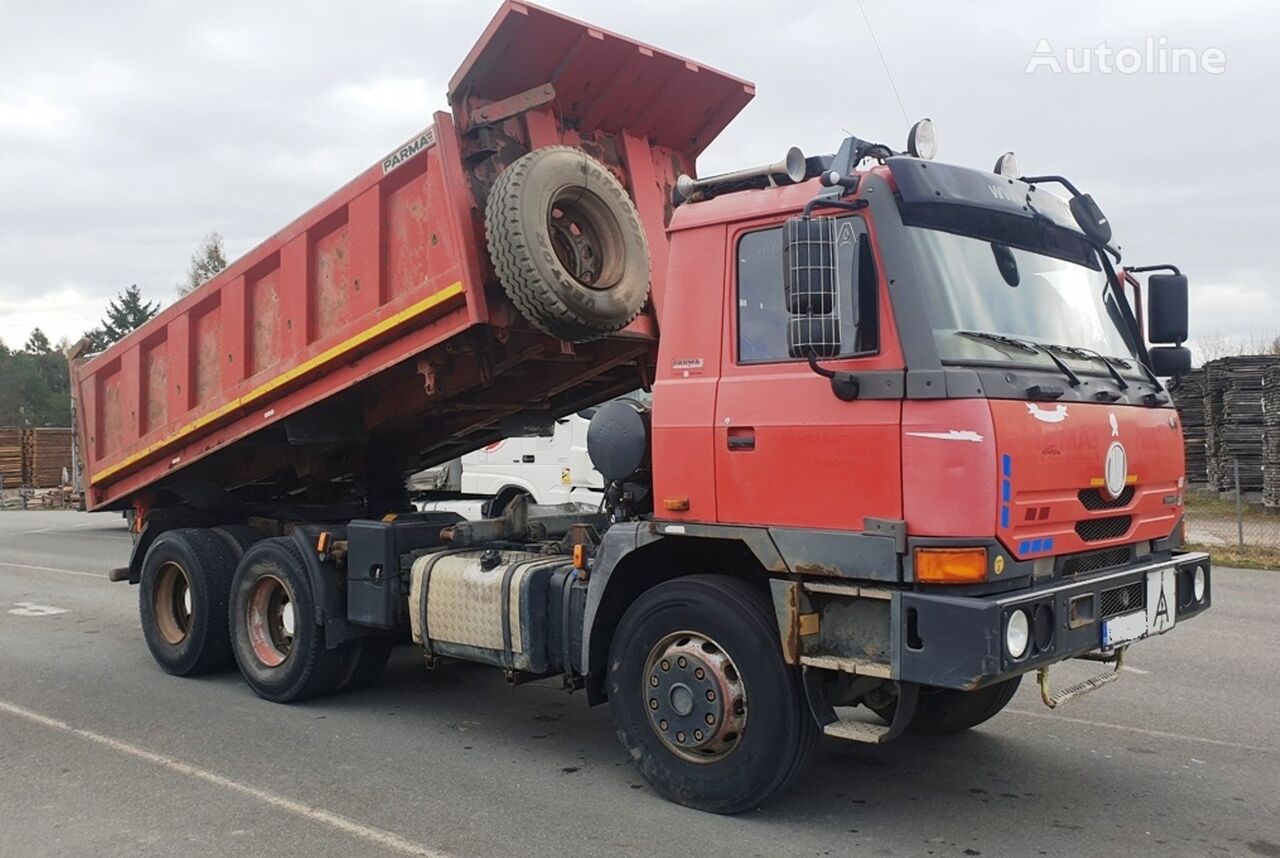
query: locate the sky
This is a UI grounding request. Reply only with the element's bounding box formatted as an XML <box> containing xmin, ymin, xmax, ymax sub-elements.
<box><xmin>0</xmin><ymin>0</ymin><xmax>1274</xmax><ymax>359</ymax></box>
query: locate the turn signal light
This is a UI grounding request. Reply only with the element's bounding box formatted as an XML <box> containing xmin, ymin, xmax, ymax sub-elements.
<box><xmin>914</xmin><ymin>547</ymin><xmax>988</xmax><ymax>584</ymax></box>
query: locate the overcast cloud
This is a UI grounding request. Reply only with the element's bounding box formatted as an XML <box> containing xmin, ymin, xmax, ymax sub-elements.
<box><xmin>0</xmin><ymin>0</ymin><xmax>1274</xmax><ymax>358</ymax></box>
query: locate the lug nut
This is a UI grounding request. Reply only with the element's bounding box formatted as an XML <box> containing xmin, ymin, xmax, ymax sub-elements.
<box><xmin>649</xmin><ymin>698</ymin><xmax>658</xmax><ymax>710</ymax></box>
<box><xmin>705</xmin><ymin>713</ymin><xmax>715</xmax><ymax>725</ymax></box>
<box><xmin>694</xmin><ymin>730</ymin><xmax>704</xmax><ymax>741</ymax></box>
<box><xmin>676</xmin><ymin>732</ymin><xmax>686</xmax><ymax>743</ymax></box>
<box><xmin>694</xmin><ymin>668</ymin><xmax>705</xmax><ymax>680</ymax></box>
<box><xmin>677</xmin><ymin>656</ymin><xmax>687</xmax><ymax>668</ymax></box>
<box><xmin>659</xmin><ymin>719</ymin><xmax>668</xmax><ymax>730</ymax></box>
<box><xmin>660</xmin><ymin>659</ymin><xmax>670</xmax><ymax>671</ymax></box>
<box><xmin>649</xmin><ymin>674</ymin><xmax>659</xmax><ymax>687</ymax></box>
<box><xmin>706</xmin><ymin>689</ymin><xmax>716</xmax><ymax>702</ymax></box>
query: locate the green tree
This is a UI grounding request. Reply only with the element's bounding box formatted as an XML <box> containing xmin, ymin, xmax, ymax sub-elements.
<box><xmin>178</xmin><ymin>231</ymin><xmax>228</xmax><ymax>296</ymax></box>
<box><xmin>84</xmin><ymin>285</ymin><xmax>159</xmax><ymax>352</ymax></box>
<box><xmin>23</xmin><ymin>328</ymin><xmax>52</xmax><ymax>355</ymax></box>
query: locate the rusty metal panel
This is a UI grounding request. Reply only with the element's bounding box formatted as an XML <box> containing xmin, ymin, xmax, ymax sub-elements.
<box><xmin>192</xmin><ymin>299</ymin><xmax>223</xmax><ymax>407</ymax></box>
<box><xmin>141</xmin><ymin>336</ymin><xmax>169</xmax><ymax>435</ymax></box>
<box><xmin>311</xmin><ymin>213</ymin><xmax>352</xmax><ymax>341</ymax></box>
<box><xmin>248</xmin><ymin>258</ymin><xmax>282</xmax><ymax>377</ymax></box>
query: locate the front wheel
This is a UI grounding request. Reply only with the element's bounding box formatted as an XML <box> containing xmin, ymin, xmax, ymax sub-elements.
<box><xmin>607</xmin><ymin>575</ymin><xmax>817</xmax><ymax>814</ymax></box>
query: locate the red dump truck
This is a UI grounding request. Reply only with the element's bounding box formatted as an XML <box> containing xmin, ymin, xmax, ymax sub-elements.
<box><xmin>70</xmin><ymin>2</ymin><xmax>1210</xmax><ymax>813</ymax></box>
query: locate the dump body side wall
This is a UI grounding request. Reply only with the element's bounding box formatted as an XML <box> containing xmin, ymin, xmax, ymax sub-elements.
<box><xmin>74</xmin><ymin>112</ymin><xmax>486</xmax><ymax>510</ymax></box>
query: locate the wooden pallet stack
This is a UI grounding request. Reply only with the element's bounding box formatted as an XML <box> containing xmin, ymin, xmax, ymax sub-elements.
<box><xmin>1264</xmin><ymin>366</ymin><xmax>1280</xmax><ymax>507</ymax></box>
<box><xmin>0</xmin><ymin>428</ymin><xmax>24</xmax><ymax>488</ymax></box>
<box><xmin>1171</xmin><ymin>368</ymin><xmax>1208</xmax><ymax>485</ymax></box>
<box><xmin>30</xmin><ymin>428</ymin><xmax>73</xmax><ymax>488</ymax></box>
<box><xmin>0</xmin><ymin>427</ymin><xmax>75</xmax><ymax>489</ymax></box>
<box><xmin>1202</xmin><ymin>356</ymin><xmax>1276</xmax><ymax>493</ymax></box>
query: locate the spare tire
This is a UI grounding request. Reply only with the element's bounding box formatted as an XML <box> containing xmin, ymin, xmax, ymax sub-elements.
<box><xmin>485</xmin><ymin>146</ymin><xmax>650</xmax><ymax>342</ymax></box>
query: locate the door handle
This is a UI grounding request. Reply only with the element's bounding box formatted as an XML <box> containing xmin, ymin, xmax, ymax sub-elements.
<box><xmin>727</xmin><ymin>427</ymin><xmax>755</xmax><ymax>451</ymax></box>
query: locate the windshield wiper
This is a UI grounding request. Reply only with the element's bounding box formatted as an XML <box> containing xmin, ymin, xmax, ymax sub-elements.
<box><xmin>1045</xmin><ymin>344</ymin><xmax>1129</xmax><ymax>391</ymax></box>
<box><xmin>955</xmin><ymin>330</ymin><xmax>1082</xmax><ymax>388</ymax></box>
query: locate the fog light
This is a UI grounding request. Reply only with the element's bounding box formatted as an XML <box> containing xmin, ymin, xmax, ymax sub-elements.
<box><xmin>1006</xmin><ymin>609</ymin><xmax>1030</xmax><ymax>659</ymax></box>
<box><xmin>907</xmin><ymin>118</ymin><xmax>938</xmax><ymax>160</ymax></box>
<box><xmin>1194</xmin><ymin>566</ymin><xmax>1206</xmax><ymax>602</ymax></box>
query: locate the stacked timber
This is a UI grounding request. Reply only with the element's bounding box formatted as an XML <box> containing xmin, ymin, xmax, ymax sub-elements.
<box><xmin>30</xmin><ymin>427</ymin><xmax>73</xmax><ymax>488</ymax></box>
<box><xmin>1203</xmin><ymin>356</ymin><xmax>1275</xmax><ymax>493</ymax></box>
<box><xmin>1172</xmin><ymin>368</ymin><xmax>1207</xmax><ymax>484</ymax></box>
<box><xmin>0</xmin><ymin>428</ymin><xmax>23</xmax><ymax>487</ymax></box>
<box><xmin>1265</xmin><ymin>366</ymin><xmax>1280</xmax><ymax>507</ymax></box>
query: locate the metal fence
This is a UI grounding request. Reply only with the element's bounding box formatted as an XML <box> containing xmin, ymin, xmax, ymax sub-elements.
<box><xmin>1185</xmin><ymin>459</ymin><xmax>1280</xmax><ymax>566</ymax></box>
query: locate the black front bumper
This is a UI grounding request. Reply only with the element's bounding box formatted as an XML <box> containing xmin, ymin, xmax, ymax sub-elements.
<box><xmin>895</xmin><ymin>552</ymin><xmax>1211</xmax><ymax>690</ymax></box>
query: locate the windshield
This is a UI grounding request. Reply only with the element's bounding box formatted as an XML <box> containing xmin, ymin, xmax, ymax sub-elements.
<box><xmin>905</xmin><ymin>227</ymin><xmax>1140</xmax><ymax>372</ymax></box>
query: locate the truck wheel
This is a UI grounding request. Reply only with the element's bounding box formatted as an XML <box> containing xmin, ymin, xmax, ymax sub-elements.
<box><xmin>138</xmin><ymin>528</ymin><xmax>237</xmax><ymax>676</ymax></box>
<box><xmin>229</xmin><ymin>537</ymin><xmax>343</xmax><ymax>703</ymax></box>
<box><xmin>607</xmin><ymin>575</ymin><xmax>817</xmax><ymax>814</ymax></box>
<box><xmin>866</xmin><ymin>675</ymin><xmax>1022</xmax><ymax>735</ymax></box>
<box><xmin>212</xmin><ymin>524</ymin><xmax>263</xmax><ymax>561</ymax></box>
<box><xmin>336</xmin><ymin>636</ymin><xmax>395</xmax><ymax>692</ymax></box>
<box><xmin>486</xmin><ymin>146</ymin><xmax>650</xmax><ymax>342</ymax></box>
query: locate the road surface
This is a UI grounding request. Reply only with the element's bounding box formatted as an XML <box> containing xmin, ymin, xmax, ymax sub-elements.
<box><xmin>1</xmin><ymin>510</ymin><xmax>1277</xmax><ymax>856</ymax></box>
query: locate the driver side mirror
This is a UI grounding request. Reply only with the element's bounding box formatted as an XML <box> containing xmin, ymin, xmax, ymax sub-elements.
<box><xmin>782</xmin><ymin>217</ymin><xmax>841</xmax><ymax>358</ymax></box>
<box><xmin>1147</xmin><ymin>273</ymin><xmax>1188</xmax><ymax>344</ymax></box>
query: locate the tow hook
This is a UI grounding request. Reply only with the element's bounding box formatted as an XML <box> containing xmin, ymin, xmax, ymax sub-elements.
<box><xmin>1037</xmin><ymin>646</ymin><xmax>1127</xmax><ymax>709</ymax></box>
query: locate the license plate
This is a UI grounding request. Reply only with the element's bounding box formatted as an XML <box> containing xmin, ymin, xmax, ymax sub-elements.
<box><xmin>1100</xmin><ymin>568</ymin><xmax>1178</xmax><ymax>648</ymax></box>
<box><xmin>1101</xmin><ymin>610</ymin><xmax>1146</xmax><ymax>648</ymax></box>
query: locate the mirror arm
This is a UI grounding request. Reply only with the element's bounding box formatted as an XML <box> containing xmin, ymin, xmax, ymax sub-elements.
<box><xmin>802</xmin><ymin>197</ymin><xmax>867</xmax><ymax>218</ymax></box>
<box><xmin>1126</xmin><ymin>263</ymin><xmax>1182</xmax><ymax>276</ymax></box>
<box><xmin>805</xmin><ymin>350</ymin><xmax>860</xmax><ymax>402</ymax></box>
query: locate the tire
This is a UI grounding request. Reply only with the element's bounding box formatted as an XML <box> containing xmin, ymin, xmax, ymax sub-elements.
<box><xmin>868</xmin><ymin>675</ymin><xmax>1022</xmax><ymax>735</ymax></box>
<box><xmin>138</xmin><ymin>528</ymin><xmax>238</xmax><ymax>676</ymax></box>
<box><xmin>336</xmin><ymin>636</ymin><xmax>395</xmax><ymax>693</ymax></box>
<box><xmin>607</xmin><ymin>575</ymin><xmax>818</xmax><ymax>814</ymax></box>
<box><xmin>485</xmin><ymin>146</ymin><xmax>650</xmax><ymax>342</ymax></box>
<box><xmin>212</xmin><ymin>524</ymin><xmax>263</xmax><ymax>561</ymax></box>
<box><xmin>229</xmin><ymin>537</ymin><xmax>344</xmax><ymax>703</ymax></box>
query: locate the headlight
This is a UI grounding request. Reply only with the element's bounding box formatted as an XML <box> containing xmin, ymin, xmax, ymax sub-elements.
<box><xmin>1193</xmin><ymin>566</ymin><xmax>1206</xmax><ymax>602</ymax></box>
<box><xmin>907</xmin><ymin>118</ymin><xmax>938</xmax><ymax>160</ymax></box>
<box><xmin>1005</xmin><ymin>609</ymin><xmax>1030</xmax><ymax>659</ymax></box>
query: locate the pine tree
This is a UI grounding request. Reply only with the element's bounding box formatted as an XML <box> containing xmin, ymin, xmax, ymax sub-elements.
<box><xmin>84</xmin><ymin>285</ymin><xmax>160</xmax><ymax>352</ymax></box>
<box><xmin>23</xmin><ymin>328</ymin><xmax>52</xmax><ymax>355</ymax></box>
<box><xmin>178</xmin><ymin>232</ymin><xmax>229</xmax><ymax>296</ymax></box>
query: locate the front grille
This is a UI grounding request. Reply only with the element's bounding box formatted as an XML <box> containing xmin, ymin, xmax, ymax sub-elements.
<box><xmin>1099</xmin><ymin>582</ymin><xmax>1144</xmax><ymax>618</ymax></box>
<box><xmin>1061</xmin><ymin>547</ymin><xmax>1131</xmax><ymax>576</ymax></box>
<box><xmin>1079</xmin><ymin>486</ymin><xmax>1135</xmax><ymax>510</ymax></box>
<box><xmin>1076</xmin><ymin>516</ymin><xmax>1132</xmax><ymax>542</ymax></box>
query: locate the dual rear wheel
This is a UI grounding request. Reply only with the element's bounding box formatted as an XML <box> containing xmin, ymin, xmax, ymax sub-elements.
<box><xmin>138</xmin><ymin>529</ymin><xmax>393</xmax><ymax>701</ymax></box>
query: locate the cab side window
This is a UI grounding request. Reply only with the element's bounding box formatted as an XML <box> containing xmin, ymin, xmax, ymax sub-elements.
<box><xmin>735</xmin><ymin>217</ymin><xmax>876</xmax><ymax>364</ymax></box>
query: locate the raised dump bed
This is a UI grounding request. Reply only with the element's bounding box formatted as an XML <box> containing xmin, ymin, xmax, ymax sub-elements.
<box><xmin>70</xmin><ymin>1</ymin><xmax>753</xmax><ymax>512</ymax></box>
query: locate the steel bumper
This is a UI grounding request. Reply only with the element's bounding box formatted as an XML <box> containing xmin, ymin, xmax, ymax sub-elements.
<box><xmin>894</xmin><ymin>552</ymin><xmax>1211</xmax><ymax>691</ymax></box>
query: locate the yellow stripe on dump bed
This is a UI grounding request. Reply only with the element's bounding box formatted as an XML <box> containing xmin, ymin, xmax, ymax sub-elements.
<box><xmin>91</xmin><ymin>281</ymin><xmax>466</xmax><ymax>486</ymax></box>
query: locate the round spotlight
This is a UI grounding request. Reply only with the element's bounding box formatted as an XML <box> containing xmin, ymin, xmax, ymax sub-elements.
<box><xmin>1005</xmin><ymin>609</ymin><xmax>1030</xmax><ymax>659</ymax></box>
<box><xmin>1194</xmin><ymin>566</ymin><xmax>1206</xmax><ymax>602</ymax></box>
<box><xmin>994</xmin><ymin>151</ymin><xmax>1021</xmax><ymax>178</ymax></box>
<box><xmin>907</xmin><ymin>118</ymin><xmax>938</xmax><ymax>160</ymax></box>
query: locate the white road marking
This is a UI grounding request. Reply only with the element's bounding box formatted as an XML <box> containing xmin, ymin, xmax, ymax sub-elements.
<box><xmin>1121</xmin><ymin>665</ymin><xmax>1150</xmax><ymax>675</ymax></box>
<box><xmin>14</xmin><ymin>528</ymin><xmax>54</xmax><ymax>535</ymax></box>
<box><xmin>0</xmin><ymin>698</ymin><xmax>449</xmax><ymax>858</ymax></box>
<box><xmin>8</xmin><ymin>602</ymin><xmax>68</xmax><ymax>616</ymax></box>
<box><xmin>1006</xmin><ymin>708</ymin><xmax>1275</xmax><ymax>754</ymax></box>
<box><xmin>0</xmin><ymin>561</ymin><xmax>107</xmax><ymax>580</ymax></box>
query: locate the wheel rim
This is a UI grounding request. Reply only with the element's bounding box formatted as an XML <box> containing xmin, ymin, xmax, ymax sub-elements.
<box><xmin>246</xmin><ymin>575</ymin><xmax>296</xmax><ymax>668</ymax></box>
<box><xmin>152</xmin><ymin>561</ymin><xmax>192</xmax><ymax>645</ymax></box>
<box><xmin>643</xmin><ymin>631</ymin><xmax>747</xmax><ymax>763</ymax></box>
<box><xmin>547</xmin><ymin>186</ymin><xmax>624</xmax><ymax>291</ymax></box>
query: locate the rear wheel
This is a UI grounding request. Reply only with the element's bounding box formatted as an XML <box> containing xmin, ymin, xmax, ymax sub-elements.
<box><xmin>138</xmin><ymin>528</ymin><xmax>237</xmax><ymax>676</ymax></box>
<box><xmin>866</xmin><ymin>675</ymin><xmax>1022</xmax><ymax>735</ymax></box>
<box><xmin>229</xmin><ymin>537</ymin><xmax>344</xmax><ymax>702</ymax></box>
<box><xmin>607</xmin><ymin>575</ymin><xmax>817</xmax><ymax>814</ymax></box>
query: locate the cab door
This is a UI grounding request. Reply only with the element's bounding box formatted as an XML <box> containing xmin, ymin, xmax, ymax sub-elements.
<box><xmin>713</xmin><ymin>217</ymin><xmax>903</xmax><ymax>530</ymax></box>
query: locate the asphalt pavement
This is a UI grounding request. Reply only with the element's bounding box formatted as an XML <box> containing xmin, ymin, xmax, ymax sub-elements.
<box><xmin>1</xmin><ymin>510</ymin><xmax>1277</xmax><ymax>857</ymax></box>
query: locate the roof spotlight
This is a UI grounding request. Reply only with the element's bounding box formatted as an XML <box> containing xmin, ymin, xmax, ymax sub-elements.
<box><xmin>994</xmin><ymin>151</ymin><xmax>1021</xmax><ymax>178</ymax></box>
<box><xmin>906</xmin><ymin>118</ymin><xmax>937</xmax><ymax>160</ymax></box>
